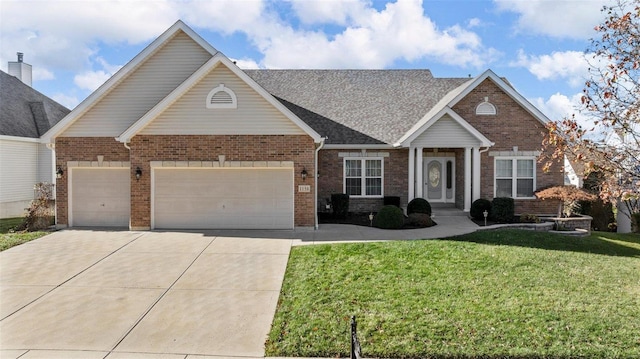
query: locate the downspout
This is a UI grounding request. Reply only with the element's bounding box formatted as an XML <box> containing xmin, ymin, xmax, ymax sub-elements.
<box><xmin>314</xmin><ymin>137</ymin><xmax>326</xmax><ymax>230</ymax></box>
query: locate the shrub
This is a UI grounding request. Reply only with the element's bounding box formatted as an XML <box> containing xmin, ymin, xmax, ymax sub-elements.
<box><xmin>373</xmin><ymin>205</ymin><xmax>405</xmax><ymax>229</ymax></box>
<box><xmin>331</xmin><ymin>193</ymin><xmax>349</xmax><ymax>218</ymax></box>
<box><xmin>520</xmin><ymin>213</ymin><xmax>540</xmax><ymax>223</ymax></box>
<box><xmin>632</xmin><ymin>213</ymin><xmax>640</xmax><ymax>233</ymax></box>
<box><xmin>579</xmin><ymin>199</ymin><xmax>615</xmax><ymax>231</ymax></box>
<box><xmin>383</xmin><ymin>196</ymin><xmax>401</xmax><ymax>208</ymax></box>
<box><xmin>491</xmin><ymin>197</ymin><xmax>514</xmax><ymax>223</ymax></box>
<box><xmin>406</xmin><ymin>213</ymin><xmax>434</xmax><ymax>227</ymax></box>
<box><xmin>407</xmin><ymin>198</ymin><xmax>431</xmax><ymax>216</ymax></box>
<box><xmin>470</xmin><ymin>199</ymin><xmax>492</xmax><ymax>220</ymax></box>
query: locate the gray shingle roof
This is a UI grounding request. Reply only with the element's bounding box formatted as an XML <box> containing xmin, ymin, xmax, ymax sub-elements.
<box><xmin>0</xmin><ymin>70</ymin><xmax>70</xmax><ymax>138</ymax></box>
<box><xmin>245</xmin><ymin>69</ymin><xmax>470</xmax><ymax>145</ymax></box>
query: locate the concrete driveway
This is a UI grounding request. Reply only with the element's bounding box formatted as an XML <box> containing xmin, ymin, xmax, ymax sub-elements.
<box><xmin>0</xmin><ymin>230</ymin><xmax>293</xmax><ymax>359</ymax></box>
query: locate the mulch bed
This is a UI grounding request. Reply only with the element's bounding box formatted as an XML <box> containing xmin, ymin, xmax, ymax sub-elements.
<box><xmin>319</xmin><ymin>211</ymin><xmax>435</xmax><ymax>229</ymax></box>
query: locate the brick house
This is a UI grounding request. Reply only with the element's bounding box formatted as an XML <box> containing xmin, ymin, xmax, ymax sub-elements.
<box><xmin>42</xmin><ymin>21</ymin><xmax>563</xmax><ymax>230</ymax></box>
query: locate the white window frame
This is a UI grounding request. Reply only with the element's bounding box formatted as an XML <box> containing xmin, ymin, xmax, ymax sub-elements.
<box><xmin>343</xmin><ymin>157</ymin><xmax>384</xmax><ymax>198</ymax></box>
<box><xmin>494</xmin><ymin>157</ymin><xmax>536</xmax><ymax>199</ymax></box>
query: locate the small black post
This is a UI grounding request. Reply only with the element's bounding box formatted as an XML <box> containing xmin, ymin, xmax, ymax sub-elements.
<box><xmin>351</xmin><ymin>315</ymin><xmax>361</xmax><ymax>359</ymax></box>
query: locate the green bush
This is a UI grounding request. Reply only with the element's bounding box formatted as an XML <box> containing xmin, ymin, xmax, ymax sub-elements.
<box><xmin>373</xmin><ymin>205</ymin><xmax>405</xmax><ymax>229</ymax></box>
<box><xmin>470</xmin><ymin>199</ymin><xmax>492</xmax><ymax>220</ymax></box>
<box><xmin>491</xmin><ymin>197</ymin><xmax>514</xmax><ymax>223</ymax></box>
<box><xmin>579</xmin><ymin>199</ymin><xmax>615</xmax><ymax>231</ymax></box>
<box><xmin>331</xmin><ymin>193</ymin><xmax>349</xmax><ymax>218</ymax></box>
<box><xmin>406</xmin><ymin>213</ymin><xmax>434</xmax><ymax>227</ymax></box>
<box><xmin>407</xmin><ymin>198</ymin><xmax>431</xmax><ymax>216</ymax></box>
<box><xmin>520</xmin><ymin>213</ymin><xmax>540</xmax><ymax>223</ymax></box>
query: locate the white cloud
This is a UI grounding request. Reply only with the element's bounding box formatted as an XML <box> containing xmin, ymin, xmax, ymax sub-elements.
<box><xmin>74</xmin><ymin>70</ymin><xmax>111</xmax><ymax>91</ymax></box>
<box><xmin>288</xmin><ymin>0</ymin><xmax>370</xmax><ymax>25</ymax></box>
<box><xmin>512</xmin><ymin>50</ymin><xmax>590</xmax><ymax>87</ymax></box>
<box><xmin>230</xmin><ymin>58</ymin><xmax>262</xmax><ymax>69</ymax></box>
<box><xmin>532</xmin><ymin>92</ymin><xmax>600</xmax><ymax>134</ymax></box>
<box><xmin>494</xmin><ymin>0</ymin><xmax>611</xmax><ymax>39</ymax></box>
<box><xmin>254</xmin><ymin>0</ymin><xmax>499</xmax><ymax>69</ymax></box>
<box><xmin>32</xmin><ymin>68</ymin><xmax>55</xmax><ymax>81</ymax></box>
<box><xmin>51</xmin><ymin>93</ymin><xmax>80</xmax><ymax>109</ymax></box>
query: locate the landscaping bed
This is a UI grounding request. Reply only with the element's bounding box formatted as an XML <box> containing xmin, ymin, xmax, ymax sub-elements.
<box><xmin>318</xmin><ymin>211</ymin><xmax>436</xmax><ymax>229</ymax></box>
<box><xmin>266</xmin><ymin>230</ymin><xmax>640</xmax><ymax>358</ymax></box>
<box><xmin>0</xmin><ymin>217</ymin><xmax>50</xmax><ymax>251</ymax></box>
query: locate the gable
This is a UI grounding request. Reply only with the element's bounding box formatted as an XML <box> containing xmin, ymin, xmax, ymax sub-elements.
<box><xmin>59</xmin><ymin>30</ymin><xmax>212</xmax><ymax>137</ymax></box>
<box><xmin>411</xmin><ymin>115</ymin><xmax>485</xmax><ymax>148</ymax></box>
<box><xmin>139</xmin><ymin>63</ymin><xmax>305</xmax><ymax>136</ymax></box>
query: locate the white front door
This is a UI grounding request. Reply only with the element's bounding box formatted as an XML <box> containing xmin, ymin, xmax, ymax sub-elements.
<box><xmin>423</xmin><ymin>157</ymin><xmax>455</xmax><ymax>203</ymax></box>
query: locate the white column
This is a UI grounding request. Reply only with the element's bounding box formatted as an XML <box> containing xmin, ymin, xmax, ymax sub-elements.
<box><xmin>416</xmin><ymin>147</ymin><xmax>424</xmax><ymax>198</ymax></box>
<box><xmin>408</xmin><ymin>147</ymin><xmax>415</xmax><ymax>202</ymax></box>
<box><xmin>472</xmin><ymin>147</ymin><xmax>481</xmax><ymax>202</ymax></box>
<box><xmin>464</xmin><ymin>147</ymin><xmax>472</xmax><ymax>212</ymax></box>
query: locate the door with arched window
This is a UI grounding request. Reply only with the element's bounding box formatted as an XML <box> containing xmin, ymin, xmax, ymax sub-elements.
<box><xmin>423</xmin><ymin>157</ymin><xmax>455</xmax><ymax>203</ymax></box>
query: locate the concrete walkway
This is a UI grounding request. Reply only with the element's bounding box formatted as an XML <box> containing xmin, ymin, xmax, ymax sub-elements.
<box><xmin>0</xmin><ymin>215</ymin><xmax>479</xmax><ymax>358</ymax></box>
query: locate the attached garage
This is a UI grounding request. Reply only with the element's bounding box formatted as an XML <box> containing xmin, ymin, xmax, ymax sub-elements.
<box><xmin>152</xmin><ymin>167</ymin><xmax>294</xmax><ymax>230</ymax></box>
<box><xmin>69</xmin><ymin>168</ymin><xmax>130</xmax><ymax>227</ymax></box>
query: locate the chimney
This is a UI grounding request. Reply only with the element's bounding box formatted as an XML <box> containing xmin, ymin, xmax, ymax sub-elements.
<box><xmin>8</xmin><ymin>52</ymin><xmax>33</xmax><ymax>87</ymax></box>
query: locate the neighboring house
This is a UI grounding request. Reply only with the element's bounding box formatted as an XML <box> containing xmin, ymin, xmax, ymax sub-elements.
<box><xmin>0</xmin><ymin>55</ymin><xmax>70</xmax><ymax>218</ymax></box>
<box><xmin>42</xmin><ymin>21</ymin><xmax>563</xmax><ymax>230</ymax></box>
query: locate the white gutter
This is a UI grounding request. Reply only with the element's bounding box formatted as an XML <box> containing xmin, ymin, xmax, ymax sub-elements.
<box><xmin>314</xmin><ymin>137</ymin><xmax>326</xmax><ymax>229</ymax></box>
<box><xmin>323</xmin><ymin>143</ymin><xmax>393</xmax><ymax>150</ymax></box>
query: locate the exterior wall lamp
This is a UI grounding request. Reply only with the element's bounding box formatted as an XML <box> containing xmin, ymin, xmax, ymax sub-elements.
<box><xmin>135</xmin><ymin>167</ymin><xmax>142</xmax><ymax>181</ymax></box>
<box><xmin>301</xmin><ymin>167</ymin><xmax>308</xmax><ymax>181</ymax></box>
<box><xmin>56</xmin><ymin>166</ymin><xmax>64</xmax><ymax>179</ymax></box>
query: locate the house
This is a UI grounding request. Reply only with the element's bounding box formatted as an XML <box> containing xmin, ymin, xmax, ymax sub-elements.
<box><xmin>0</xmin><ymin>54</ymin><xmax>70</xmax><ymax>218</ymax></box>
<box><xmin>42</xmin><ymin>20</ymin><xmax>563</xmax><ymax>230</ymax></box>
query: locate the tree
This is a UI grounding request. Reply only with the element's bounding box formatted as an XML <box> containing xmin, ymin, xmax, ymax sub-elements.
<box><xmin>544</xmin><ymin>0</ymin><xmax>640</xmax><ymax>219</ymax></box>
<box><xmin>535</xmin><ymin>185</ymin><xmax>596</xmax><ymax>218</ymax></box>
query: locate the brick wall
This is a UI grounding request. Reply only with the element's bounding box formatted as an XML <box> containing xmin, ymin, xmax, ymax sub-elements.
<box><xmin>452</xmin><ymin>79</ymin><xmax>564</xmax><ymax>215</ymax></box>
<box><xmin>55</xmin><ymin>135</ymin><xmax>316</xmax><ymax>228</ymax></box>
<box><xmin>317</xmin><ymin>149</ymin><xmax>408</xmax><ymax>213</ymax></box>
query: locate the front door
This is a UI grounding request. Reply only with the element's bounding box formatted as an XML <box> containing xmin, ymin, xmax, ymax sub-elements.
<box><xmin>424</xmin><ymin>157</ymin><xmax>455</xmax><ymax>203</ymax></box>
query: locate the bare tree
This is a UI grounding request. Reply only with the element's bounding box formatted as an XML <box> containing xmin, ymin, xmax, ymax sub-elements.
<box><xmin>544</xmin><ymin>0</ymin><xmax>640</xmax><ymax>218</ymax></box>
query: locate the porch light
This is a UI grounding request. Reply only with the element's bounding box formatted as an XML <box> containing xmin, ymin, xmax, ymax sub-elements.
<box><xmin>301</xmin><ymin>167</ymin><xmax>308</xmax><ymax>181</ymax></box>
<box><xmin>135</xmin><ymin>167</ymin><xmax>142</xmax><ymax>181</ymax></box>
<box><xmin>56</xmin><ymin>166</ymin><xmax>64</xmax><ymax>179</ymax></box>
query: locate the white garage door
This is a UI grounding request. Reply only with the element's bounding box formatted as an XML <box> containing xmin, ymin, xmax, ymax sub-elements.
<box><xmin>153</xmin><ymin>168</ymin><xmax>294</xmax><ymax>229</ymax></box>
<box><xmin>70</xmin><ymin>168</ymin><xmax>130</xmax><ymax>227</ymax></box>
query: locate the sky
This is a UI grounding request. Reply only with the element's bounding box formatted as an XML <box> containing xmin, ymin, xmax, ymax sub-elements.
<box><xmin>0</xmin><ymin>0</ymin><xmax>614</xmax><ymax>125</ymax></box>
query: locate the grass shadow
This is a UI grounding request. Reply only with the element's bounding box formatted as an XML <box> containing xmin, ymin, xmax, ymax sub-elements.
<box><xmin>446</xmin><ymin>229</ymin><xmax>640</xmax><ymax>258</ymax></box>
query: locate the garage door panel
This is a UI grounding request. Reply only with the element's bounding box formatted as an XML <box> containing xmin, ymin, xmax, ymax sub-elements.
<box><xmin>71</xmin><ymin>168</ymin><xmax>130</xmax><ymax>227</ymax></box>
<box><xmin>154</xmin><ymin>168</ymin><xmax>293</xmax><ymax>229</ymax></box>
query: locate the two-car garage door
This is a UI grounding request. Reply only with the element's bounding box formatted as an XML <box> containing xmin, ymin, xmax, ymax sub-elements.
<box><xmin>153</xmin><ymin>168</ymin><xmax>294</xmax><ymax>230</ymax></box>
<box><xmin>69</xmin><ymin>167</ymin><xmax>294</xmax><ymax>229</ymax></box>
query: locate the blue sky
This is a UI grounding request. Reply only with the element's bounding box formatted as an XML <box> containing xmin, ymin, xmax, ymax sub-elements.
<box><xmin>0</xmin><ymin>0</ymin><xmax>612</xmax><ymax>124</ymax></box>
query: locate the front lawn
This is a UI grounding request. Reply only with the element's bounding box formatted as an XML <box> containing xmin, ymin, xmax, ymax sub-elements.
<box><xmin>0</xmin><ymin>217</ymin><xmax>49</xmax><ymax>251</ymax></box>
<box><xmin>266</xmin><ymin>230</ymin><xmax>640</xmax><ymax>358</ymax></box>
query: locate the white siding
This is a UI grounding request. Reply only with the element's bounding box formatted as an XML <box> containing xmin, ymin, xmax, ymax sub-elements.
<box><xmin>140</xmin><ymin>64</ymin><xmax>306</xmax><ymax>135</ymax></box>
<box><xmin>412</xmin><ymin>115</ymin><xmax>483</xmax><ymax>148</ymax></box>
<box><xmin>38</xmin><ymin>143</ymin><xmax>53</xmax><ymax>183</ymax></box>
<box><xmin>0</xmin><ymin>138</ymin><xmax>40</xmax><ymax>217</ymax></box>
<box><xmin>62</xmin><ymin>31</ymin><xmax>212</xmax><ymax>137</ymax></box>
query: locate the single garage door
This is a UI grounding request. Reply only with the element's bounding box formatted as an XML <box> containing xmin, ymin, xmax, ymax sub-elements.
<box><xmin>70</xmin><ymin>168</ymin><xmax>130</xmax><ymax>227</ymax></box>
<box><xmin>153</xmin><ymin>168</ymin><xmax>294</xmax><ymax>229</ymax></box>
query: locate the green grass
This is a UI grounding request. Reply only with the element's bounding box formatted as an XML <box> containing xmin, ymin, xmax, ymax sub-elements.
<box><xmin>0</xmin><ymin>217</ymin><xmax>48</xmax><ymax>251</ymax></box>
<box><xmin>266</xmin><ymin>230</ymin><xmax>640</xmax><ymax>358</ymax></box>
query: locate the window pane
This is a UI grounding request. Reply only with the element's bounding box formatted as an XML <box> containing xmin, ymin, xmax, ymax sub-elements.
<box><xmin>345</xmin><ymin>160</ymin><xmax>361</xmax><ymax>177</ymax></box>
<box><xmin>345</xmin><ymin>178</ymin><xmax>361</xmax><ymax>196</ymax></box>
<box><xmin>496</xmin><ymin>160</ymin><xmax>512</xmax><ymax>178</ymax></box>
<box><xmin>365</xmin><ymin>160</ymin><xmax>381</xmax><ymax>177</ymax></box>
<box><xmin>365</xmin><ymin>178</ymin><xmax>382</xmax><ymax>196</ymax></box>
<box><xmin>517</xmin><ymin>179</ymin><xmax>534</xmax><ymax>197</ymax></box>
<box><xmin>517</xmin><ymin>160</ymin><xmax>534</xmax><ymax>177</ymax></box>
<box><xmin>496</xmin><ymin>179</ymin><xmax>513</xmax><ymax>197</ymax></box>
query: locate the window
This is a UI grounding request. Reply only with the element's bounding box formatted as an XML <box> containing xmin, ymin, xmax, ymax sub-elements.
<box><xmin>206</xmin><ymin>84</ymin><xmax>237</xmax><ymax>109</ymax></box>
<box><xmin>476</xmin><ymin>97</ymin><xmax>496</xmax><ymax>115</ymax></box>
<box><xmin>344</xmin><ymin>158</ymin><xmax>383</xmax><ymax>197</ymax></box>
<box><xmin>495</xmin><ymin>158</ymin><xmax>535</xmax><ymax>198</ymax></box>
